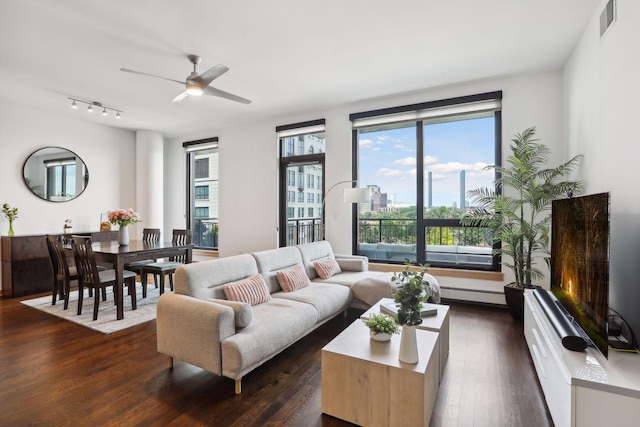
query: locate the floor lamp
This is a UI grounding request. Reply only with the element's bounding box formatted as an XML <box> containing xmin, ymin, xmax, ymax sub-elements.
<box><xmin>322</xmin><ymin>180</ymin><xmax>370</xmax><ymax>240</ymax></box>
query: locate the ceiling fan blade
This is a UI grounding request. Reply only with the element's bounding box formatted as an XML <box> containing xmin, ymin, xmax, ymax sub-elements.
<box><xmin>204</xmin><ymin>86</ymin><xmax>252</xmax><ymax>104</ymax></box>
<box><xmin>170</xmin><ymin>91</ymin><xmax>189</xmax><ymax>104</ymax></box>
<box><xmin>194</xmin><ymin>64</ymin><xmax>229</xmax><ymax>87</ymax></box>
<box><xmin>120</xmin><ymin>68</ymin><xmax>184</xmax><ymax>85</ymax></box>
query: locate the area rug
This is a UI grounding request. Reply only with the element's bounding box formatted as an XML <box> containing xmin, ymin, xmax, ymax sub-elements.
<box><xmin>21</xmin><ymin>283</ymin><xmax>160</xmax><ymax>334</ymax></box>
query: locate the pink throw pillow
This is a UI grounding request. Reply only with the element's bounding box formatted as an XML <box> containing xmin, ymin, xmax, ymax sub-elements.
<box><xmin>276</xmin><ymin>264</ymin><xmax>311</xmax><ymax>292</ymax></box>
<box><xmin>223</xmin><ymin>274</ymin><xmax>271</xmax><ymax>306</ymax></box>
<box><xmin>313</xmin><ymin>258</ymin><xmax>342</xmax><ymax>279</ymax></box>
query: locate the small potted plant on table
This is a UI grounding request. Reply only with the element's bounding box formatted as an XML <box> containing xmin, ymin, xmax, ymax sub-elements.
<box><xmin>363</xmin><ymin>313</ymin><xmax>399</xmax><ymax>342</ymax></box>
<box><xmin>393</xmin><ymin>262</ymin><xmax>431</xmax><ymax>363</ymax></box>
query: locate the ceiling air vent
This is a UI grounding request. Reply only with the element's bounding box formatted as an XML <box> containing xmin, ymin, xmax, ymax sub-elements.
<box><xmin>600</xmin><ymin>0</ymin><xmax>616</xmax><ymax>38</ymax></box>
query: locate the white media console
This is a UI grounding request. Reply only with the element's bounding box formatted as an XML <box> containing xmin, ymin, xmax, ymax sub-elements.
<box><xmin>524</xmin><ymin>290</ymin><xmax>640</xmax><ymax>427</ymax></box>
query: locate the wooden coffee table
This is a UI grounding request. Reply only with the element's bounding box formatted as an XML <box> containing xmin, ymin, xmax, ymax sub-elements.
<box><xmin>321</xmin><ymin>320</ymin><xmax>439</xmax><ymax>427</ymax></box>
<box><xmin>361</xmin><ymin>298</ymin><xmax>450</xmax><ymax>382</ymax></box>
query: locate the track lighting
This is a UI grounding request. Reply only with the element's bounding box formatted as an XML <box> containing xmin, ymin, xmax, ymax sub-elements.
<box><xmin>68</xmin><ymin>97</ymin><xmax>123</xmax><ymax>119</ymax></box>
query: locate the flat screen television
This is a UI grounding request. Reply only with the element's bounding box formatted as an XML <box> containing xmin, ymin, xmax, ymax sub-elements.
<box><xmin>550</xmin><ymin>192</ymin><xmax>610</xmax><ymax>358</ymax></box>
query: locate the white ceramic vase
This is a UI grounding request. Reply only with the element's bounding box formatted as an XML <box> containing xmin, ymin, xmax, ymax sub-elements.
<box><xmin>399</xmin><ymin>324</ymin><xmax>419</xmax><ymax>363</ymax></box>
<box><xmin>118</xmin><ymin>226</ymin><xmax>129</xmax><ymax>246</ymax></box>
<box><xmin>370</xmin><ymin>331</ymin><xmax>392</xmax><ymax>342</ymax></box>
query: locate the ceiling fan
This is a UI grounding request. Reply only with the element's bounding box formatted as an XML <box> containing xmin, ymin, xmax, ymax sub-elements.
<box><xmin>120</xmin><ymin>55</ymin><xmax>252</xmax><ymax>105</ymax></box>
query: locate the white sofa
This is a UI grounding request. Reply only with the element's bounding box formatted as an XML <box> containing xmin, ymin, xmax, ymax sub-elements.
<box><xmin>156</xmin><ymin>241</ymin><xmax>439</xmax><ymax>394</ymax></box>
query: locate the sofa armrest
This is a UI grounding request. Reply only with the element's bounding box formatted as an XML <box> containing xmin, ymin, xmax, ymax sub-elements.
<box><xmin>157</xmin><ymin>293</ymin><xmax>236</xmax><ymax>375</ymax></box>
<box><xmin>335</xmin><ymin>254</ymin><xmax>369</xmax><ymax>271</ymax></box>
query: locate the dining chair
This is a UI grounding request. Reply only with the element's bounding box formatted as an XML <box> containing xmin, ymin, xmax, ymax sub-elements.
<box><xmin>71</xmin><ymin>236</ymin><xmax>138</xmax><ymax>321</ymax></box>
<box><xmin>46</xmin><ymin>234</ymin><xmax>78</xmax><ymax>309</ymax></box>
<box><xmin>141</xmin><ymin>229</ymin><xmax>192</xmax><ymax>295</ymax></box>
<box><xmin>124</xmin><ymin>228</ymin><xmax>161</xmax><ymax>298</ymax></box>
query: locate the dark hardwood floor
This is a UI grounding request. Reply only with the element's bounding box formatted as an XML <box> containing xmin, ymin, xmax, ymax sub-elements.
<box><xmin>0</xmin><ymin>294</ymin><xmax>553</xmax><ymax>426</ymax></box>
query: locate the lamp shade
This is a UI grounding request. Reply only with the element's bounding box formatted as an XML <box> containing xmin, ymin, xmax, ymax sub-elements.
<box><xmin>343</xmin><ymin>187</ymin><xmax>370</xmax><ymax>203</ymax></box>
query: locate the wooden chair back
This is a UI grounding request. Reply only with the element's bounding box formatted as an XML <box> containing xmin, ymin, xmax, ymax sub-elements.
<box><xmin>142</xmin><ymin>228</ymin><xmax>161</xmax><ymax>243</ymax></box>
<box><xmin>170</xmin><ymin>229</ymin><xmax>192</xmax><ymax>263</ymax></box>
<box><xmin>71</xmin><ymin>236</ymin><xmax>101</xmax><ymax>288</ymax></box>
<box><xmin>46</xmin><ymin>234</ymin><xmax>72</xmax><ymax>280</ymax></box>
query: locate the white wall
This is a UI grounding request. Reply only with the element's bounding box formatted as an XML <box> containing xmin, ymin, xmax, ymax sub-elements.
<box><xmin>135</xmin><ymin>130</ymin><xmax>164</xmax><ymax>238</ymax></box>
<box><xmin>165</xmin><ymin>70</ymin><xmax>567</xmax><ymax>300</ymax></box>
<box><xmin>564</xmin><ymin>0</ymin><xmax>640</xmax><ymax>338</ymax></box>
<box><xmin>0</xmin><ymin>104</ymin><xmax>136</xmax><ymax>282</ymax></box>
<box><xmin>0</xmin><ymin>104</ymin><xmax>136</xmax><ymax>234</ymax></box>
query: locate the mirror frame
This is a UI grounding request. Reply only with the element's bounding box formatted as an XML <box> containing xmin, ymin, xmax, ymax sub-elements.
<box><xmin>22</xmin><ymin>146</ymin><xmax>89</xmax><ymax>202</ymax></box>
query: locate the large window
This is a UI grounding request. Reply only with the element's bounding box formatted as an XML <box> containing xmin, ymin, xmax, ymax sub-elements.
<box><xmin>185</xmin><ymin>138</ymin><xmax>219</xmax><ymax>250</ymax></box>
<box><xmin>351</xmin><ymin>92</ymin><xmax>502</xmax><ymax>270</ymax></box>
<box><xmin>277</xmin><ymin>119</ymin><xmax>326</xmax><ymax>247</ymax></box>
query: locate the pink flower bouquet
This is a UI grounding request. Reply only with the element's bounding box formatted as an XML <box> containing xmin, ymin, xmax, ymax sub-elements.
<box><xmin>107</xmin><ymin>208</ymin><xmax>141</xmax><ymax>227</ymax></box>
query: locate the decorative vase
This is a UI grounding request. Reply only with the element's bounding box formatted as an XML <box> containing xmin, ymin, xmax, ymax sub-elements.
<box><xmin>399</xmin><ymin>325</ymin><xmax>419</xmax><ymax>364</ymax></box>
<box><xmin>370</xmin><ymin>331</ymin><xmax>392</xmax><ymax>342</ymax></box>
<box><xmin>8</xmin><ymin>220</ymin><xmax>14</xmax><ymax>237</ymax></box>
<box><xmin>118</xmin><ymin>226</ymin><xmax>129</xmax><ymax>246</ymax></box>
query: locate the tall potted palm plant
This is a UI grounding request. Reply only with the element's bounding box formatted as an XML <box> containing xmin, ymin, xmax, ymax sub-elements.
<box><xmin>462</xmin><ymin>127</ymin><xmax>583</xmax><ymax>320</ymax></box>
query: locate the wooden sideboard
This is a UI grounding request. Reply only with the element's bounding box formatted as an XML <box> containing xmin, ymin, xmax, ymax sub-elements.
<box><xmin>1</xmin><ymin>231</ymin><xmax>118</xmax><ymax>298</ymax></box>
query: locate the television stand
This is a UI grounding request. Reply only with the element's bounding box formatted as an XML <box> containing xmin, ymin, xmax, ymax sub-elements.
<box><xmin>524</xmin><ymin>290</ymin><xmax>640</xmax><ymax>427</ymax></box>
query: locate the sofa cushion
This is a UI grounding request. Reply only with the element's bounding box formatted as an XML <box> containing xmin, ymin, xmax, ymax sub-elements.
<box><xmin>223</xmin><ymin>274</ymin><xmax>271</xmax><ymax>306</ymax></box>
<box><xmin>313</xmin><ymin>258</ymin><xmax>342</xmax><ymax>279</ymax></box>
<box><xmin>174</xmin><ymin>254</ymin><xmax>259</xmax><ymax>300</ymax></box>
<box><xmin>208</xmin><ymin>298</ymin><xmax>254</xmax><ymax>328</ymax></box>
<box><xmin>252</xmin><ymin>246</ymin><xmax>305</xmax><ymax>293</ymax></box>
<box><xmin>297</xmin><ymin>240</ymin><xmax>336</xmax><ymax>280</ymax></box>
<box><xmin>272</xmin><ymin>283</ymin><xmax>352</xmax><ymax>322</ymax></box>
<box><xmin>276</xmin><ymin>264</ymin><xmax>311</xmax><ymax>292</ymax></box>
<box><xmin>221</xmin><ymin>298</ymin><xmax>319</xmax><ymax>379</ymax></box>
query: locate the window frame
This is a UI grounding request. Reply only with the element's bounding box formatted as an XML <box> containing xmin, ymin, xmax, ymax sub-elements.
<box><xmin>277</xmin><ymin>119</ymin><xmax>326</xmax><ymax>247</ymax></box>
<box><xmin>350</xmin><ymin>92</ymin><xmax>502</xmax><ymax>271</ymax></box>
<box><xmin>184</xmin><ymin>137</ymin><xmax>219</xmax><ymax>250</ymax></box>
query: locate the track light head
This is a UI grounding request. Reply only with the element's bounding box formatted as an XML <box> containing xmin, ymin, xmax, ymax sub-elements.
<box><xmin>87</xmin><ymin>104</ymin><xmax>93</xmax><ymax>112</ymax></box>
<box><xmin>71</xmin><ymin>99</ymin><xmax>77</xmax><ymax>109</ymax></box>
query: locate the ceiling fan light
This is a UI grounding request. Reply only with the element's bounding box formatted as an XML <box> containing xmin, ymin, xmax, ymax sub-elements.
<box><xmin>186</xmin><ymin>83</ymin><xmax>203</xmax><ymax>96</ymax></box>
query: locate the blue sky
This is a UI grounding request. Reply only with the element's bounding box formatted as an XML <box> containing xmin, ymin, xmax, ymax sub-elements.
<box><xmin>359</xmin><ymin>116</ymin><xmax>495</xmax><ymax>208</ymax></box>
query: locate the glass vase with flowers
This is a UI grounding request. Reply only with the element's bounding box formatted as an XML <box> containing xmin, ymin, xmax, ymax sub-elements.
<box><xmin>107</xmin><ymin>209</ymin><xmax>141</xmax><ymax>246</ymax></box>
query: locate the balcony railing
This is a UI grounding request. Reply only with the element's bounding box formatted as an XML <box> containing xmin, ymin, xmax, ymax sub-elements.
<box><xmin>359</xmin><ymin>218</ymin><xmax>494</xmax><ymax>267</ymax></box>
<box><xmin>286</xmin><ymin>217</ymin><xmax>495</xmax><ymax>269</ymax></box>
<box><xmin>194</xmin><ymin>218</ymin><xmax>218</xmax><ymax>249</ymax></box>
<box><xmin>286</xmin><ymin>217</ymin><xmax>323</xmax><ymax>246</ymax></box>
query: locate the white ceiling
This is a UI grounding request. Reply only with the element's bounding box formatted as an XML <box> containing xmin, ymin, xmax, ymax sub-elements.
<box><xmin>0</xmin><ymin>0</ymin><xmax>601</xmax><ymax>138</ymax></box>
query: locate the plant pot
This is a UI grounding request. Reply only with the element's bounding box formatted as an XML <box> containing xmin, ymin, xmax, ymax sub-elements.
<box><xmin>370</xmin><ymin>331</ymin><xmax>391</xmax><ymax>342</ymax></box>
<box><xmin>504</xmin><ymin>283</ymin><xmax>525</xmax><ymax>321</ymax></box>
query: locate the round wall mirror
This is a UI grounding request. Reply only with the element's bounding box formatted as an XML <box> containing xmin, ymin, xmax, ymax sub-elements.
<box><xmin>22</xmin><ymin>147</ymin><xmax>89</xmax><ymax>202</ymax></box>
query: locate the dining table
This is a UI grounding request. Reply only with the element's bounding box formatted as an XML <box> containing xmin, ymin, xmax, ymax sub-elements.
<box><xmin>91</xmin><ymin>239</ymin><xmax>193</xmax><ymax>320</ymax></box>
